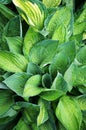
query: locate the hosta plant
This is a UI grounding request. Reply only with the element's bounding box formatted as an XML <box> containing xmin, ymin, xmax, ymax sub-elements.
<box><xmin>0</xmin><ymin>0</ymin><xmax>86</xmax><ymax>130</ymax></box>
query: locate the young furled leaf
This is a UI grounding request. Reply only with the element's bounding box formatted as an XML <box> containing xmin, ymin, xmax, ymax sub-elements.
<box><xmin>40</xmin><ymin>73</ymin><xmax>68</xmax><ymax>101</ymax></box>
<box><xmin>37</xmin><ymin>99</ymin><xmax>49</xmax><ymax>126</ymax></box>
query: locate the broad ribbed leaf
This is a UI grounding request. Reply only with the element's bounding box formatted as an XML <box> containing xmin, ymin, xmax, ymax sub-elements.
<box><xmin>3</xmin><ymin>73</ymin><xmax>30</xmax><ymax>96</ymax></box>
<box><xmin>29</xmin><ymin>39</ymin><xmax>58</xmax><ymax>68</ymax></box>
<box><xmin>37</xmin><ymin>99</ymin><xmax>49</xmax><ymax>126</ymax></box>
<box><xmin>49</xmin><ymin>41</ymin><xmax>76</xmax><ymax>77</ymax></box>
<box><xmin>56</xmin><ymin>96</ymin><xmax>82</xmax><ymax>130</ymax></box>
<box><xmin>23</xmin><ymin>75</ymin><xmax>43</xmax><ymax>98</ymax></box>
<box><xmin>6</xmin><ymin>36</ymin><xmax>23</xmax><ymax>54</ymax></box>
<box><xmin>0</xmin><ymin>51</ymin><xmax>28</xmax><ymax>72</ymax></box>
<box><xmin>64</xmin><ymin>61</ymin><xmax>86</xmax><ymax>91</ymax></box>
<box><xmin>23</xmin><ymin>27</ymin><xmax>43</xmax><ymax>58</ymax></box>
<box><xmin>52</xmin><ymin>25</ymin><xmax>66</xmax><ymax>43</ymax></box>
<box><xmin>12</xmin><ymin>0</ymin><xmax>47</xmax><ymax>30</ymax></box>
<box><xmin>46</xmin><ymin>7</ymin><xmax>72</xmax><ymax>37</ymax></box>
<box><xmin>43</xmin><ymin>0</ymin><xmax>61</xmax><ymax>8</ymax></box>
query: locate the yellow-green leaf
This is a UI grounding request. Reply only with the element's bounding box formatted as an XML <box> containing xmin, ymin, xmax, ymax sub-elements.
<box><xmin>43</xmin><ymin>0</ymin><xmax>61</xmax><ymax>8</ymax></box>
<box><xmin>56</xmin><ymin>96</ymin><xmax>82</xmax><ymax>130</ymax></box>
<box><xmin>0</xmin><ymin>51</ymin><xmax>28</xmax><ymax>72</ymax></box>
<box><xmin>12</xmin><ymin>0</ymin><xmax>47</xmax><ymax>30</ymax></box>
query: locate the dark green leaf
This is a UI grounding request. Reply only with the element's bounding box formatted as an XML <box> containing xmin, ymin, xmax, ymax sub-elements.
<box><xmin>0</xmin><ymin>90</ymin><xmax>14</xmax><ymax>116</ymax></box>
<box><xmin>6</xmin><ymin>36</ymin><xmax>23</xmax><ymax>54</ymax></box>
<box><xmin>29</xmin><ymin>39</ymin><xmax>58</xmax><ymax>68</ymax></box>
<box><xmin>0</xmin><ymin>3</ymin><xmax>15</xmax><ymax>19</ymax></box>
<box><xmin>0</xmin><ymin>0</ymin><xmax>11</xmax><ymax>4</ymax></box>
<box><xmin>49</xmin><ymin>41</ymin><xmax>76</xmax><ymax>77</ymax></box>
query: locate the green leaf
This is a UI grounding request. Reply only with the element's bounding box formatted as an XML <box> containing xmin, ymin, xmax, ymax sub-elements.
<box><xmin>15</xmin><ymin>118</ymin><xmax>30</xmax><ymax>130</ymax></box>
<box><xmin>23</xmin><ymin>103</ymin><xmax>40</xmax><ymax>124</ymax></box>
<box><xmin>39</xmin><ymin>119</ymin><xmax>56</xmax><ymax>130</ymax></box>
<box><xmin>0</xmin><ymin>90</ymin><xmax>14</xmax><ymax>116</ymax></box>
<box><xmin>12</xmin><ymin>0</ymin><xmax>47</xmax><ymax>30</ymax></box>
<box><xmin>3</xmin><ymin>73</ymin><xmax>30</xmax><ymax>96</ymax></box>
<box><xmin>3</xmin><ymin>16</ymin><xmax>20</xmax><ymax>38</ymax></box>
<box><xmin>23</xmin><ymin>74</ymin><xmax>44</xmax><ymax>98</ymax></box>
<box><xmin>64</xmin><ymin>61</ymin><xmax>86</xmax><ymax>91</ymax></box>
<box><xmin>46</xmin><ymin>7</ymin><xmax>72</xmax><ymax>37</ymax></box>
<box><xmin>13</xmin><ymin>101</ymin><xmax>39</xmax><ymax>110</ymax></box>
<box><xmin>0</xmin><ymin>116</ymin><xmax>17</xmax><ymax>130</ymax></box>
<box><xmin>5</xmin><ymin>36</ymin><xmax>23</xmax><ymax>54</ymax></box>
<box><xmin>40</xmin><ymin>73</ymin><xmax>68</xmax><ymax>101</ymax></box>
<box><xmin>74</xmin><ymin>22</ymin><xmax>86</xmax><ymax>35</ymax></box>
<box><xmin>43</xmin><ymin>0</ymin><xmax>61</xmax><ymax>8</ymax></box>
<box><xmin>49</xmin><ymin>41</ymin><xmax>76</xmax><ymax>77</ymax></box>
<box><xmin>0</xmin><ymin>3</ymin><xmax>15</xmax><ymax>19</ymax></box>
<box><xmin>56</xmin><ymin>96</ymin><xmax>82</xmax><ymax>130</ymax></box>
<box><xmin>76</xmin><ymin>46</ymin><xmax>86</xmax><ymax>65</ymax></box>
<box><xmin>27</xmin><ymin>62</ymin><xmax>42</xmax><ymax>75</ymax></box>
<box><xmin>37</xmin><ymin>99</ymin><xmax>49</xmax><ymax>126</ymax></box>
<box><xmin>0</xmin><ymin>51</ymin><xmax>28</xmax><ymax>72</ymax></box>
<box><xmin>0</xmin><ymin>83</ymin><xmax>8</xmax><ymax>89</ymax></box>
<box><xmin>23</xmin><ymin>27</ymin><xmax>43</xmax><ymax>58</ymax></box>
<box><xmin>0</xmin><ymin>0</ymin><xmax>11</xmax><ymax>4</ymax></box>
<box><xmin>42</xmin><ymin>73</ymin><xmax>52</xmax><ymax>88</ymax></box>
<box><xmin>75</xmin><ymin>7</ymin><xmax>86</xmax><ymax>23</ymax></box>
<box><xmin>77</xmin><ymin>95</ymin><xmax>86</xmax><ymax>111</ymax></box>
<box><xmin>29</xmin><ymin>39</ymin><xmax>58</xmax><ymax>68</ymax></box>
<box><xmin>52</xmin><ymin>25</ymin><xmax>66</xmax><ymax>43</ymax></box>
